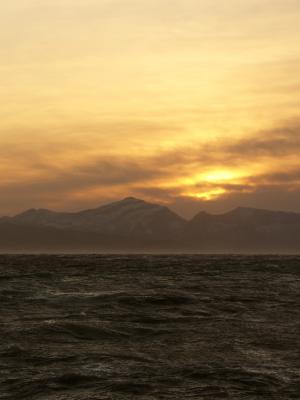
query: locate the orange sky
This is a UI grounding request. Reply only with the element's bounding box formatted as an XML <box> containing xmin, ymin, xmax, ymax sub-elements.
<box><xmin>1</xmin><ymin>0</ymin><xmax>300</xmax><ymax>218</ymax></box>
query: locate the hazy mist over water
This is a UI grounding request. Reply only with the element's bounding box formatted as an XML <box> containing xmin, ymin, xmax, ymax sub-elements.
<box><xmin>0</xmin><ymin>254</ymin><xmax>299</xmax><ymax>399</ymax></box>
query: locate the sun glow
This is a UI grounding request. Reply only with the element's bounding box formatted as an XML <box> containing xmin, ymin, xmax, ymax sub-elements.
<box><xmin>180</xmin><ymin>169</ymin><xmax>246</xmax><ymax>187</ymax></box>
<box><xmin>185</xmin><ymin>188</ymin><xmax>227</xmax><ymax>201</ymax></box>
<box><xmin>204</xmin><ymin>170</ymin><xmax>238</xmax><ymax>183</ymax></box>
<box><xmin>180</xmin><ymin>169</ymin><xmax>248</xmax><ymax>201</ymax></box>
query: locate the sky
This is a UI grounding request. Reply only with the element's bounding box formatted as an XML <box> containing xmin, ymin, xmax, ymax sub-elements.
<box><xmin>1</xmin><ymin>0</ymin><xmax>300</xmax><ymax>218</ymax></box>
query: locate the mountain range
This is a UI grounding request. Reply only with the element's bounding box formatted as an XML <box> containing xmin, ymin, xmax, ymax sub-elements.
<box><xmin>1</xmin><ymin>197</ymin><xmax>300</xmax><ymax>253</ymax></box>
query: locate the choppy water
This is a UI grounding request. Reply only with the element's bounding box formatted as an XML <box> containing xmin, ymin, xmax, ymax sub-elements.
<box><xmin>0</xmin><ymin>255</ymin><xmax>299</xmax><ymax>399</ymax></box>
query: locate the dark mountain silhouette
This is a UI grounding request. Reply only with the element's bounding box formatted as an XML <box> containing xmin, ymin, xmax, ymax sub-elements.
<box><xmin>1</xmin><ymin>198</ymin><xmax>300</xmax><ymax>252</ymax></box>
<box><xmin>10</xmin><ymin>197</ymin><xmax>185</xmax><ymax>239</ymax></box>
<box><xmin>184</xmin><ymin>207</ymin><xmax>300</xmax><ymax>252</ymax></box>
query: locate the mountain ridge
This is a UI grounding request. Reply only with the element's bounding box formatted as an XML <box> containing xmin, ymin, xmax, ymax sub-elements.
<box><xmin>7</xmin><ymin>197</ymin><xmax>185</xmax><ymax>239</ymax></box>
<box><xmin>1</xmin><ymin>197</ymin><xmax>300</xmax><ymax>252</ymax></box>
<box><xmin>11</xmin><ymin>201</ymin><xmax>300</xmax><ymax>222</ymax></box>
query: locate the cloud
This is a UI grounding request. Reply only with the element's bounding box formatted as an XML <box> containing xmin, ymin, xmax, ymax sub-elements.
<box><xmin>225</xmin><ymin>127</ymin><xmax>300</xmax><ymax>159</ymax></box>
<box><xmin>1</xmin><ymin>121</ymin><xmax>300</xmax><ymax>217</ymax></box>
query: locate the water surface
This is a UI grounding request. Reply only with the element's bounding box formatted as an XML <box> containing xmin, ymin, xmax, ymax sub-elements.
<box><xmin>0</xmin><ymin>255</ymin><xmax>299</xmax><ymax>399</ymax></box>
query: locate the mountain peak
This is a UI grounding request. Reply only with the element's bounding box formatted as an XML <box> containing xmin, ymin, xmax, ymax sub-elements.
<box><xmin>121</xmin><ymin>197</ymin><xmax>145</xmax><ymax>203</ymax></box>
<box><xmin>16</xmin><ymin>208</ymin><xmax>53</xmax><ymax>217</ymax></box>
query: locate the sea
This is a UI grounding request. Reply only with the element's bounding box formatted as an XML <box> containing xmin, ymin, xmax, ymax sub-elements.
<box><xmin>0</xmin><ymin>255</ymin><xmax>299</xmax><ymax>399</ymax></box>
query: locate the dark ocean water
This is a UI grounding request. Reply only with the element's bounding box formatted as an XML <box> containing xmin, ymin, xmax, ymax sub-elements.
<box><xmin>0</xmin><ymin>255</ymin><xmax>299</xmax><ymax>400</ymax></box>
